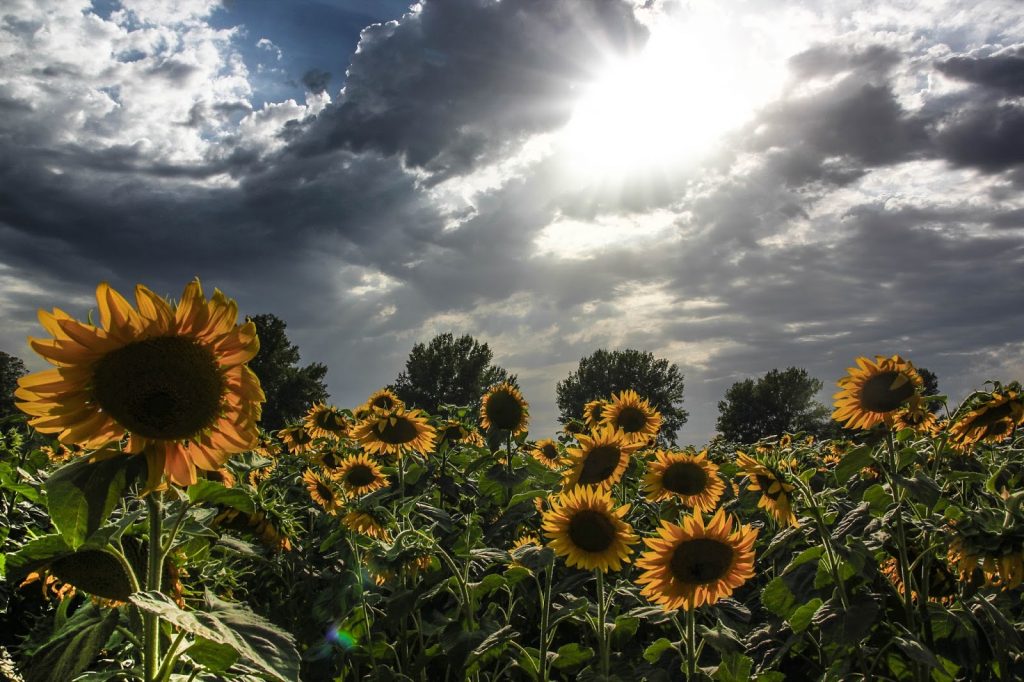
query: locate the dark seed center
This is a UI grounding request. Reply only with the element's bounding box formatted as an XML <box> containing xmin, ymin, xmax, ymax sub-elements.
<box><xmin>615</xmin><ymin>406</ymin><xmax>647</xmax><ymax>433</ymax></box>
<box><xmin>371</xmin><ymin>395</ymin><xmax>396</xmax><ymax>410</ymax></box>
<box><xmin>578</xmin><ymin>445</ymin><xmax>623</xmax><ymax>485</ymax></box>
<box><xmin>541</xmin><ymin>443</ymin><xmax>559</xmax><ymax>460</ymax></box>
<box><xmin>379</xmin><ymin>417</ymin><xmax>419</xmax><ymax>445</ymax></box>
<box><xmin>346</xmin><ymin>464</ymin><xmax>377</xmax><ymax>487</ymax></box>
<box><xmin>568</xmin><ymin>510</ymin><xmax>616</xmax><ymax>553</ymax></box>
<box><xmin>662</xmin><ymin>461</ymin><xmax>708</xmax><ymax>496</ymax></box>
<box><xmin>92</xmin><ymin>336</ymin><xmax>223</xmax><ymax>440</ymax></box>
<box><xmin>485</xmin><ymin>390</ymin><xmax>524</xmax><ymax>430</ymax></box>
<box><xmin>669</xmin><ymin>538</ymin><xmax>734</xmax><ymax>584</ymax></box>
<box><xmin>860</xmin><ymin>371</ymin><xmax>915</xmax><ymax>413</ymax></box>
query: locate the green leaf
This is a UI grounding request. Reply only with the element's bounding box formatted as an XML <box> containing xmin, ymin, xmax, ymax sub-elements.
<box><xmin>611</xmin><ymin>615</ymin><xmax>639</xmax><ymax>645</ymax></box>
<box><xmin>896</xmin><ymin>471</ymin><xmax>941</xmax><ymax>509</ymax></box>
<box><xmin>761</xmin><ymin>577</ymin><xmax>797</xmax><ymax>619</ymax></box>
<box><xmin>5</xmin><ymin>533</ymin><xmax>71</xmax><ymax>581</ymax></box>
<box><xmin>788</xmin><ymin>598</ymin><xmax>822</xmax><ymax>634</ymax></box>
<box><xmin>186</xmin><ymin>636</ymin><xmax>240</xmax><ymax>673</ymax></box>
<box><xmin>784</xmin><ymin>546</ymin><xmax>824</xmax><ymax>574</ymax></box>
<box><xmin>643</xmin><ymin>638</ymin><xmax>674</xmax><ymax>664</ymax></box>
<box><xmin>835</xmin><ymin>446</ymin><xmax>873</xmax><ymax>483</ymax></box>
<box><xmin>714</xmin><ymin>653</ymin><xmax>753</xmax><ymax>682</ymax></box>
<box><xmin>811</xmin><ymin>597</ymin><xmax>879</xmax><ymax>646</ymax></box>
<box><xmin>509</xmin><ymin>489</ymin><xmax>548</xmax><ymax>507</ymax></box>
<box><xmin>862</xmin><ymin>484</ymin><xmax>893</xmax><ymax>514</ymax></box>
<box><xmin>130</xmin><ymin>591</ymin><xmax>299</xmax><ymax>681</ymax></box>
<box><xmin>187</xmin><ymin>479</ymin><xmax>255</xmax><ymax>514</ymax></box>
<box><xmin>24</xmin><ymin>602</ymin><xmax>118</xmax><ymax>682</ymax></box>
<box><xmin>44</xmin><ymin>453</ymin><xmax>138</xmax><ymax>549</ymax></box>
<box><xmin>469</xmin><ymin>573</ymin><xmax>506</xmax><ymax>599</ymax></box>
<box><xmin>893</xmin><ymin>636</ymin><xmax>940</xmax><ymax>669</ymax></box>
<box><xmin>699</xmin><ymin>622</ymin><xmax>742</xmax><ymax>655</ymax></box>
<box><xmin>551</xmin><ymin>643</ymin><xmax>593</xmax><ymax>670</ymax></box>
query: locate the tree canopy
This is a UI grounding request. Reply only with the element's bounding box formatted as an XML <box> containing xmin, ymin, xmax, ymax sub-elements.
<box><xmin>715</xmin><ymin>367</ymin><xmax>830</xmax><ymax>443</ymax></box>
<box><xmin>917</xmin><ymin>366</ymin><xmax>941</xmax><ymax>413</ymax></box>
<box><xmin>248</xmin><ymin>314</ymin><xmax>329</xmax><ymax>430</ymax></box>
<box><xmin>391</xmin><ymin>333</ymin><xmax>512</xmax><ymax>414</ymax></box>
<box><xmin>0</xmin><ymin>350</ymin><xmax>27</xmax><ymax>424</ymax></box>
<box><xmin>555</xmin><ymin>348</ymin><xmax>688</xmax><ymax>443</ymax></box>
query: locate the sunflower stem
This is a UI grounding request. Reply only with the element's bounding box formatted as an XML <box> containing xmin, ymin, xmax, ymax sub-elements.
<box><xmin>144</xmin><ymin>492</ymin><xmax>164</xmax><ymax>682</ymax></box>
<box><xmin>686</xmin><ymin>607</ymin><xmax>697</xmax><ymax>680</ymax></box>
<box><xmin>595</xmin><ymin>570</ymin><xmax>610</xmax><ymax>677</ymax></box>
<box><xmin>347</xmin><ymin>537</ymin><xmax>379</xmax><ymax>679</ymax></box>
<box><xmin>538</xmin><ymin>561</ymin><xmax>554</xmax><ymax>682</ymax></box>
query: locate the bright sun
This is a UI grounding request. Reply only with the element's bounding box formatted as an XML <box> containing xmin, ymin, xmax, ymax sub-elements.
<box><xmin>561</xmin><ymin>8</ymin><xmax>786</xmax><ymax>180</ymax></box>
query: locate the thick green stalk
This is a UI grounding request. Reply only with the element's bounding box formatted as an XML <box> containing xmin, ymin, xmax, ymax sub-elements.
<box><xmin>595</xmin><ymin>571</ymin><xmax>610</xmax><ymax>677</ymax></box>
<box><xmin>538</xmin><ymin>562</ymin><xmax>554</xmax><ymax>682</ymax></box>
<box><xmin>144</xmin><ymin>493</ymin><xmax>164</xmax><ymax>682</ymax></box>
<box><xmin>686</xmin><ymin>607</ymin><xmax>697</xmax><ymax>680</ymax></box>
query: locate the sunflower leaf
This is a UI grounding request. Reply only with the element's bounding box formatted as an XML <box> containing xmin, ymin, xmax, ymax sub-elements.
<box><xmin>834</xmin><ymin>446</ymin><xmax>873</xmax><ymax>483</ymax></box>
<box><xmin>187</xmin><ymin>479</ymin><xmax>255</xmax><ymax>514</ymax></box>
<box><xmin>551</xmin><ymin>643</ymin><xmax>593</xmax><ymax>670</ymax></box>
<box><xmin>761</xmin><ymin>577</ymin><xmax>797</xmax><ymax>619</ymax></box>
<box><xmin>24</xmin><ymin>602</ymin><xmax>118</xmax><ymax>682</ymax></box>
<box><xmin>44</xmin><ymin>453</ymin><xmax>140</xmax><ymax>550</ymax></box>
<box><xmin>643</xmin><ymin>637</ymin><xmax>674</xmax><ymax>664</ymax></box>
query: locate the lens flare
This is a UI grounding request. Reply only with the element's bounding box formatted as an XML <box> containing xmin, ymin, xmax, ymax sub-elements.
<box><xmin>326</xmin><ymin>625</ymin><xmax>357</xmax><ymax>650</ymax></box>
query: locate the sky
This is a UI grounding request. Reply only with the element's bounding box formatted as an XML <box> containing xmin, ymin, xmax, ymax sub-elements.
<box><xmin>1</xmin><ymin>0</ymin><xmax>1023</xmax><ymax>445</ymax></box>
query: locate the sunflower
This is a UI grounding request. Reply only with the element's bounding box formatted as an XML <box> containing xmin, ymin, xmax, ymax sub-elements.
<box><xmin>561</xmin><ymin>426</ymin><xmax>640</xmax><ymax>490</ymax></box>
<box><xmin>530</xmin><ymin>438</ymin><xmax>562</xmax><ymax>470</ymax></box>
<box><xmin>365</xmin><ymin>550</ymin><xmax>433</xmax><ymax>585</ymax></box>
<box><xmin>279</xmin><ymin>424</ymin><xmax>314</xmax><ymax>454</ymax></box>
<box><xmin>778</xmin><ymin>434</ymin><xmax>792</xmax><ymax>449</ymax></box>
<box><xmin>736</xmin><ymin>451</ymin><xmax>799</xmax><ymax>527</ymax></box>
<box><xmin>635</xmin><ymin>507</ymin><xmax>757</xmax><ymax>611</ymax></box>
<box><xmin>438</xmin><ymin>421</ymin><xmax>484</xmax><ymax>448</ymax></box>
<box><xmin>253</xmin><ymin>431</ymin><xmax>281</xmax><ymax>459</ymax></box>
<box><xmin>642</xmin><ymin>449</ymin><xmax>724</xmax><ymax>513</ymax></box>
<box><xmin>892</xmin><ymin>395</ymin><xmax>940</xmax><ymax>436</ymax></box>
<box><xmin>248</xmin><ymin>464</ymin><xmax>274</xmax><ymax>487</ymax></box>
<box><xmin>15</xmin><ymin>280</ymin><xmax>264</xmax><ymax>487</ymax></box>
<box><xmin>342</xmin><ymin>510</ymin><xmax>391</xmax><ymax>541</ymax></box>
<box><xmin>600</xmin><ymin>390</ymin><xmax>662</xmax><ymax>445</ymax></box>
<box><xmin>361</xmin><ymin>388</ymin><xmax>404</xmax><ymax>413</ymax></box>
<box><xmin>335</xmin><ymin>454</ymin><xmax>389</xmax><ymax>497</ymax></box>
<box><xmin>304</xmin><ymin>403</ymin><xmax>350</xmax><ymax>439</ymax></box>
<box><xmin>583</xmin><ymin>399</ymin><xmax>609</xmax><ymax>430</ymax></box>
<box><xmin>304</xmin><ymin>469</ymin><xmax>342</xmax><ymax>515</ymax></box>
<box><xmin>949</xmin><ymin>391</ymin><xmax>1024</xmax><ymax>449</ymax></box>
<box><xmin>41</xmin><ymin>443</ymin><xmax>76</xmax><ymax>464</ymax></box>
<box><xmin>212</xmin><ymin>508</ymin><xmax>292</xmax><ymax>552</ymax></box>
<box><xmin>832</xmin><ymin>355</ymin><xmax>923</xmax><ymax>430</ymax></box>
<box><xmin>480</xmin><ymin>382</ymin><xmax>530</xmax><ymax>435</ymax></box>
<box><xmin>880</xmin><ymin>556</ymin><xmax>956</xmax><ymax>605</ymax></box>
<box><xmin>542</xmin><ymin>486</ymin><xmax>637</xmax><ymax>572</ymax></box>
<box><xmin>948</xmin><ymin>532</ymin><xmax>1024</xmax><ymax>590</ymax></box>
<box><xmin>352</xmin><ymin>406</ymin><xmax>436</xmax><ymax>458</ymax></box>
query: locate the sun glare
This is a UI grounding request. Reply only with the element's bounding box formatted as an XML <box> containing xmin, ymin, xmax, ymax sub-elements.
<box><xmin>561</xmin><ymin>9</ymin><xmax>786</xmax><ymax>180</ymax></box>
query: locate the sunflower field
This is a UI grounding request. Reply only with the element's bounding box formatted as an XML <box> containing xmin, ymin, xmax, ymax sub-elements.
<box><xmin>2</xmin><ymin>281</ymin><xmax>1024</xmax><ymax>682</ymax></box>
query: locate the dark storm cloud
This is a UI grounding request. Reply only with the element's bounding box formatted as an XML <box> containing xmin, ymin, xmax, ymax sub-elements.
<box><xmin>301</xmin><ymin>68</ymin><xmax>331</xmax><ymax>94</ymax></box>
<box><xmin>292</xmin><ymin>0</ymin><xmax>646</xmax><ymax>179</ymax></box>
<box><xmin>938</xmin><ymin>47</ymin><xmax>1024</xmax><ymax>95</ymax></box>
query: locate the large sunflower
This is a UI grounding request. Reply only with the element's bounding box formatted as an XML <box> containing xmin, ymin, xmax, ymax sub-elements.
<box><xmin>736</xmin><ymin>451</ymin><xmax>798</xmax><ymax>527</ymax></box>
<box><xmin>561</xmin><ymin>426</ymin><xmax>640</xmax><ymax>490</ymax></box>
<box><xmin>352</xmin><ymin>406</ymin><xmax>436</xmax><ymax>457</ymax></box>
<box><xmin>635</xmin><ymin>508</ymin><xmax>757</xmax><ymax>611</ymax></box>
<box><xmin>15</xmin><ymin>281</ymin><xmax>264</xmax><ymax>487</ymax></box>
<box><xmin>480</xmin><ymin>382</ymin><xmax>530</xmax><ymax>435</ymax></box>
<box><xmin>530</xmin><ymin>438</ymin><xmax>562</xmax><ymax>470</ymax></box>
<box><xmin>541</xmin><ymin>486</ymin><xmax>637</xmax><ymax>573</ymax></box>
<box><xmin>304</xmin><ymin>403</ymin><xmax>350</xmax><ymax>440</ymax></box>
<box><xmin>361</xmin><ymin>388</ymin><xmax>404</xmax><ymax>413</ymax></box>
<box><xmin>832</xmin><ymin>355</ymin><xmax>923</xmax><ymax>430</ymax></box>
<box><xmin>335</xmin><ymin>453</ymin><xmax>389</xmax><ymax>497</ymax></box>
<box><xmin>948</xmin><ymin>391</ymin><xmax>1024</xmax><ymax>449</ymax></box>
<box><xmin>279</xmin><ymin>424</ymin><xmax>314</xmax><ymax>454</ymax></box>
<box><xmin>600</xmin><ymin>390</ymin><xmax>662</xmax><ymax>445</ymax></box>
<box><xmin>642</xmin><ymin>449</ymin><xmax>724</xmax><ymax>513</ymax></box>
<box><xmin>583</xmin><ymin>399</ymin><xmax>609</xmax><ymax>430</ymax></box>
<box><xmin>304</xmin><ymin>469</ymin><xmax>342</xmax><ymax>515</ymax></box>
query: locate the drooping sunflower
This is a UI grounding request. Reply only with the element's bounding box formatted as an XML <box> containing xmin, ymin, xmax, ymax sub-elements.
<box><xmin>736</xmin><ymin>451</ymin><xmax>799</xmax><ymax>527</ymax></box>
<box><xmin>365</xmin><ymin>549</ymin><xmax>433</xmax><ymax>585</ymax></box>
<box><xmin>480</xmin><ymin>382</ymin><xmax>530</xmax><ymax>435</ymax></box>
<box><xmin>438</xmin><ymin>421</ymin><xmax>484</xmax><ymax>448</ymax></box>
<box><xmin>15</xmin><ymin>280</ymin><xmax>264</xmax><ymax>487</ymax></box>
<box><xmin>304</xmin><ymin>469</ymin><xmax>342</xmax><ymax>515</ymax></box>
<box><xmin>530</xmin><ymin>438</ymin><xmax>562</xmax><ymax>470</ymax></box>
<box><xmin>335</xmin><ymin>454</ymin><xmax>389</xmax><ymax>497</ymax></box>
<box><xmin>352</xmin><ymin>406</ymin><xmax>436</xmax><ymax>458</ymax></box>
<box><xmin>212</xmin><ymin>508</ymin><xmax>292</xmax><ymax>552</ymax></box>
<box><xmin>561</xmin><ymin>426</ymin><xmax>640</xmax><ymax>490</ymax></box>
<box><xmin>892</xmin><ymin>394</ymin><xmax>940</xmax><ymax>436</ymax></box>
<box><xmin>880</xmin><ymin>556</ymin><xmax>956</xmax><ymax>605</ymax></box>
<box><xmin>304</xmin><ymin>403</ymin><xmax>350</xmax><ymax>440</ymax></box>
<box><xmin>583</xmin><ymin>399</ymin><xmax>609</xmax><ymax>430</ymax></box>
<box><xmin>342</xmin><ymin>510</ymin><xmax>392</xmax><ymax>541</ymax></box>
<box><xmin>635</xmin><ymin>507</ymin><xmax>757</xmax><ymax>611</ymax></box>
<box><xmin>279</xmin><ymin>424</ymin><xmax>314</xmax><ymax>454</ymax></box>
<box><xmin>949</xmin><ymin>391</ymin><xmax>1024</xmax><ymax>449</ymax></box>
<box><xmin>600</xmin><ymin>390</ymin><xmax>662</xmax><ymax>445</ymax></box>
<box><xmin>361</xmin><ymin>388</ymin><xmax>404</xmax><ymax>413</ymax></box>
<box><xmin>832</xmin><ymin>355</ymin><xmax>923</xmax><ymax>430</ymax></box>
<box><xmin>642</xmin><ymin>449</ymin><xmax>724</xmax><ymax>513</ymax></box>
<box><xmin>541</xmin><ymin>486</ymin><xmax>637</xmax><ymax>573</ymax></box>
<box><xmin>948</xmin><ymin>529</ymin><xmax>1024</xmax><ymax>590</ymax></box>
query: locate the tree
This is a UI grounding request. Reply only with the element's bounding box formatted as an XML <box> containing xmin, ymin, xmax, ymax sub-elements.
<box><xmin>248</xmin><ymin>314</ymin><xmax>329</xmax><ymax>430</ymax></box>
<box><xmin>917</xmin><ymin>367</ymin><xmax>941</xmax><ymax>413</ymax></box>
<box><xmin>556</xmin><ymin>349</ymin><xmax>688</xmax><ymax>443</ymax></box>
<box><xmin>391</xmin><ymin>333</ymin><xmax>512</xmax><ymax>415</ymax></box>
<box><xmin>715</xmin><ymin>367</ymin><xmax>830</xmax><ymax>443</ymax></box>
<box><xmin>0</xmin><ymin>350</ymin><xmax>28</xmax><ymax>424</ymax></box>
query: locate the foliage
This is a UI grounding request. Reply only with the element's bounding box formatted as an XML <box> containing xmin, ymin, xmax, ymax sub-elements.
<box><xmin>0</xmin><ymin>350</ymin><xmax>27</xmax><ymax>425</ymax></box>
<box><xmin>556</xmin><ymin>348</ymin><xmax>688</xmax><ymax>443</ymax></box>
<box><xmin>716</xmin><ymin>367</ymin><xmax>830</xmax><ymax>443</ymax></box>
<box><xmin>918</xmin><ymin>366</ymin><xmax>942</xmax><ymax>413</ymax></box>
<box><xmin>248</xmin><ymin>314</ymin><xmax>329</xmax><ymax>430</ymax></box>
<box><xmin>391</xmin><ymin>333</ymin><xmax>513</xmax><ymax>414</ymax></box>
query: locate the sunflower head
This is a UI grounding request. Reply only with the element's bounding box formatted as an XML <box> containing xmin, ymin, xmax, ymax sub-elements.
<box><xmin>479</xmin><ymin>382</ymin><xmax>530</xmax><ymax>435</ymax></box>
<box><xmin>352</xmin><ymin>406</ymin><xmax>437</xmax><ymax>458</ymax></box>
<box><xmin>361</xmin><ymin>388</ymin><xmax>404</xmax><ymax>414</ymax></box>
<box><xmin>583</xmin><ymin>399</ymin><xmax>609</xmax><ymax>430</ymax></box>
<box><xmin>736</xmin><ymin>450</ymin><xmax>799</xmax><ymax>527</ymax></box>
<box><xmin>304</xmin><ymin>403</ymin><xmax>350</xmax><ymax>439</ymax></box>
<box><xmin>342</xmin><ymin>510</ymin><xmax>392</xmax><ymax>541</ymax></box>
<box><xmin>636</xmin><ymin>507</ymin><xmax>757</xmax><ymax>611</ymax></box>
<box><xmin>530</xmin><ymin>438</ymin><xmax>562</xmax><ymax>470</ymax></box>
<box><xmin>947</xmin><ymin>516</ymin><xmax>1024</xmax><ymax>590</ymax></box>
<box><xmin>832</xmin><ymin>355</ymin><xmax>923</xmax><ymax>430</ymax></box>
<box><xmin>949</xmin><ymin>390</ymin><xmax>1024</xmax><ymax>449</ymax></box>
<box><xmin>335</xmin><ymin>453</ymin><xmax>389</xmax><ymax>497</ymax></box>
<box><xmin>561</xmin><ymin>426</ymin><xmax>640</xmax><ymax>490</ymax></box>
<box><xmin>304</xmin><ymin>469</ymin><xmax>342</xmax><ymax>515</ymax></box>
<box><xmin>893</xmin><ymin>395</ymin><xmax>940</xmax><ymax>436</ymax></box>
<box><xmin>642</xmin><ymin>449</ymin><xmax>724</xmax><ymax>513</ymax></box>
<box><xmin>600</xmin><ymin>390</ymin><xmax>662</xmax><ymax>445</ymax></box>
<box><xmin>279</xmin><ymin>424</ymin><xmax>315</xmax><ymax>454</ymax></box>
<box><xmin>541</xmin><ymin>486</ymin><xmax>637</xmax><ymax>573</ymax></box>
<box><xmin>438</xmin><ymin>421</ymin><xmax>484</xmax><ymax>448</ymax></box>
<box><xmin>15</xmin><ymin>280</ymin><xmax>265</xmax><ymax>487</ymax></box>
